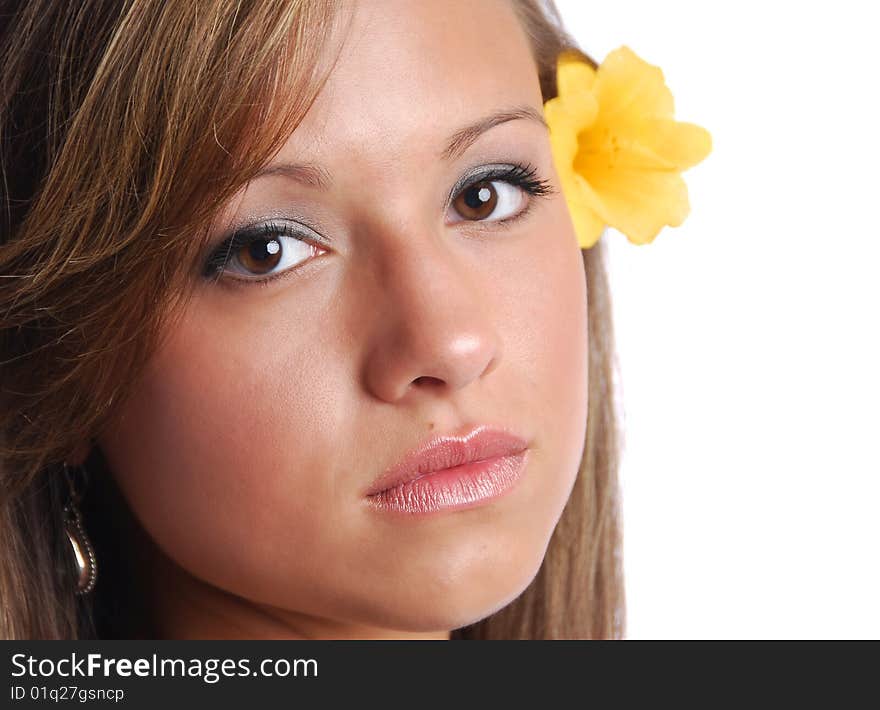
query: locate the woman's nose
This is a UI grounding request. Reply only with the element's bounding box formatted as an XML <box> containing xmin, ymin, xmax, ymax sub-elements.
<box><xmin>361</xmin><ymin>230</ymin><xmax>503</xmax><ymax>404</ymax></box>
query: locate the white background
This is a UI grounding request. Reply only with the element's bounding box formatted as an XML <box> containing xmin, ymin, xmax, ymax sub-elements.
<box><xmin>555</xmin><ymin>0</ymin><xmax>880</xmax><ymax>638</ymax></box>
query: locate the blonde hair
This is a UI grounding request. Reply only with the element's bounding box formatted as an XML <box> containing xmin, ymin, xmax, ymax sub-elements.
<box><xmin>0</xmin><ymin>0</ymin><xmax>623</xmax><ymax>639</ymax></box>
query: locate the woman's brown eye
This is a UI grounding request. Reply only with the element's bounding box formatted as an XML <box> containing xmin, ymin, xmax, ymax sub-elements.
<box><xmin>237</xmin><ymin>238</ymin><xmax>283</xmax><ymax>276</ymax></box>
<box><xmin>450</xmin><ymin>179</ymin><xmax>526</xmax><ymax>223</ymax></box>
<box><xmin>454</xmin><ymin>180</ymin><xmax>499</xmax><ymax>220</ymax></box>
<box><xmin>204</xmin><ymin>223</ymin><xmax>327</xmax><ymax>283</ymax></box>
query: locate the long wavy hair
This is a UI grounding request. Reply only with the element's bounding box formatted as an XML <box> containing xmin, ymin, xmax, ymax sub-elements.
<box><xmin>0</xmin><ymin>0</ymin><xmax>624</xmax><ymax>639</ymax></box>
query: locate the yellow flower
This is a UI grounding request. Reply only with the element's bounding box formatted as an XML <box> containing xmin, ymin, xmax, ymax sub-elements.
<box><xmin>544</xmin><ymin>46</ymin><xmax>712</xmax><ymax>247</ymax></box>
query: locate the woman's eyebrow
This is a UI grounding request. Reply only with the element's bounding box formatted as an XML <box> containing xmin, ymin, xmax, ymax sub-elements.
<box><xmin>251</xmin><ymin>162</ymin><xmax>333</xmax><ymax>189</ymax></box>
<box><xmin>252</xmin><ymin>104</ymin><xmax>547</xmax><ymax>189</ymax></box>
<box><xmin>439</xmin><ymin>104</ymin><xmax>548</xmax><ymax>162</ymax></box>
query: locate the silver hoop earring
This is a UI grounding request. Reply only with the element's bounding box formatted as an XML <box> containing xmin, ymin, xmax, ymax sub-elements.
<box><xmin>62</xmin><ymin>461</ymin><xmax>98</xmax><ymax>596</ymax></box>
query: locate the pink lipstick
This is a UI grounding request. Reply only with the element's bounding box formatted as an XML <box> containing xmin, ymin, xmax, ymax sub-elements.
<box><xmin>365</xmin><ymin>424</ymin><xmax>529</xmax><ymax>515</ymax></box>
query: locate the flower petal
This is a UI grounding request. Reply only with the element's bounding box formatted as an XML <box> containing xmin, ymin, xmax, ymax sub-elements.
<box><xmin>557</xmin><ymin>51</ymin><xmax>597</xmax><ymax>95</ymax></box>
<box><xmin>639</xmin><ymin>119</ymin><xmax>713</xmax><ymax>170</ymax></box>
<box><xmin>544</xmin><ymin>97</ymin><xmax>579</xmax><ymax>168</ymax></box>
<box><xmin>589</xmin><ymin>168</ymin><xmax>691</xmax><ymax>244</ymax></box>
<box><xmin>575</xmin><ymin>129</ymin><xmax>675</xmax><ymax>173</ymax></box>
<box><xmin>554</xmin><ymin>54</ymin><xmax>599</xmax><ymax>128</ymax></box>
<box><xmin>593</xmin><ymin>46</ymin><xmax>674</xmax><ymax>131</ymax></box>
<box><xmin>564</xmin><ymin>172</ymin><xmax>607</xmax><ymax>249</ymax></box>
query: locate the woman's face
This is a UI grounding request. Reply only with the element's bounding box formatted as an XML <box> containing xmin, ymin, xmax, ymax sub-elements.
<box><xmin>97</xmin><ymin>0</ymin><xmax>588</xmax><ymax>636</ymax></box>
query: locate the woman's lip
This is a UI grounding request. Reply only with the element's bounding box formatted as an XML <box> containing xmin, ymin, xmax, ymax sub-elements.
<box><xmin>365</xmin><ymin>424</ymin><xmax>530</xmax><ymax>498</ymax></box>
<box><xmin>366</xmin><ymin>449</ymin><xmax>529</xmax><ymax>515</ymax></box>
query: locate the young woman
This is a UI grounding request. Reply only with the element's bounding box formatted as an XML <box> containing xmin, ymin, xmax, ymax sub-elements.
<box><xmin>0</xmin><ymin>0</ymin><xmax>623</xmax><ymax>639</ymax></box>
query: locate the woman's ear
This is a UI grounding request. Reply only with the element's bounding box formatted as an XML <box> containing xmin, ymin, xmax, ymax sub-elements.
<box><xmin>67</xmin><ymin>440</ymin><xmax>93</xmax><ymax>467</ymax></box>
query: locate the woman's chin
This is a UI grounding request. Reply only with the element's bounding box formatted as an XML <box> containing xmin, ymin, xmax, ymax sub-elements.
<box><xmin>342</xmin><ymin>551</ymin><xmax>547</xmax><ymax>634</ymax></box>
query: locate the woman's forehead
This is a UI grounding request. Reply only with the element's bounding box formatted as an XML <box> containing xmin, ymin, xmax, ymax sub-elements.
<box><xmin>279</xmin><ymin>0</ymin><xmax>542</xmax><ymax>164</ymax></box>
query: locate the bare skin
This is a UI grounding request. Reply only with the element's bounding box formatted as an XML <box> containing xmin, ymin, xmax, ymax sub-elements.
<box><xmin>87</xmin><ymin>0</ymin><xmax>589</xmax><ymax>639</ymax></box>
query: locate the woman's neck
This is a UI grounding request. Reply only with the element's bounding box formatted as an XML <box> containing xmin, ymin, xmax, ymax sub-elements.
<box><xmin>141</xmin><ymin>533</ymin><xmax>450</xmax><ymax>640</ymax></box>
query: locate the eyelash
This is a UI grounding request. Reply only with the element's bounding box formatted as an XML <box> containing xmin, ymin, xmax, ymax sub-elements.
<box><xmin>203</xmin><ymin>161</ymin><xmax>555</xmax><ymax>288</ymax></box>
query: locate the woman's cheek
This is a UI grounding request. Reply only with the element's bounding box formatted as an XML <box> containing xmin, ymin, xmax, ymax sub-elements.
<box><xmin>508</xmin><ymin>203</ymin><xmax>589</xmax><ymax>462</ymax></box>
<box><xmin>97</xmin><ymin>298</ymin><xmax>350</xmax><ymax>589</ymax></box>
